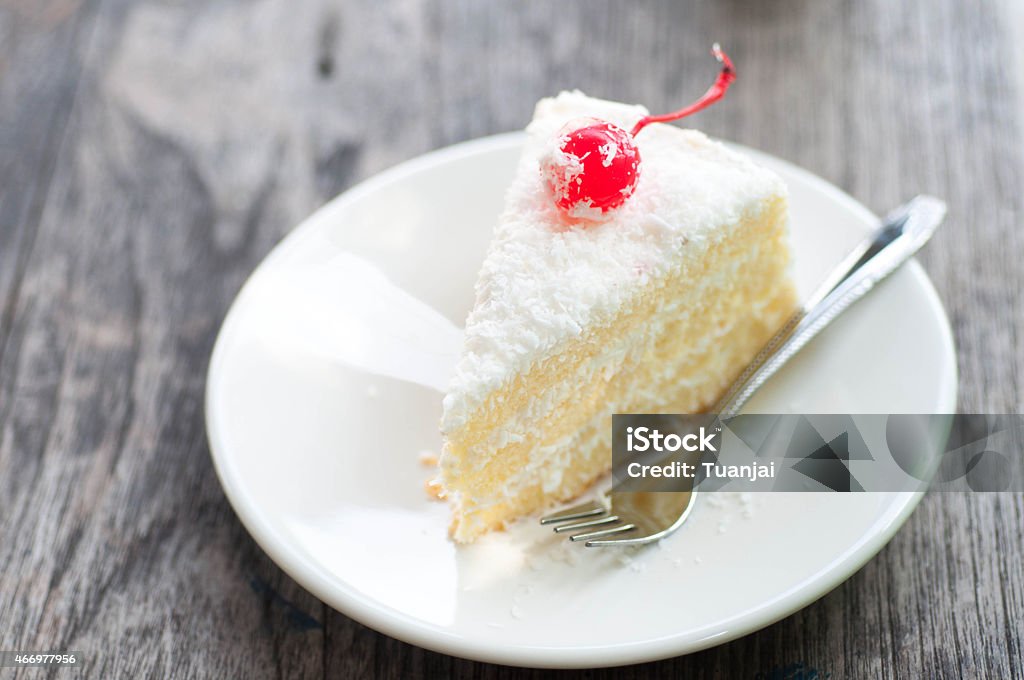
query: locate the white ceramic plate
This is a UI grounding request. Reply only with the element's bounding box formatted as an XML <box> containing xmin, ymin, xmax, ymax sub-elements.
<box><xmin>205</xmin><ymin>133</ymin><xmax>957</xmax><ymax>669</ymax></box>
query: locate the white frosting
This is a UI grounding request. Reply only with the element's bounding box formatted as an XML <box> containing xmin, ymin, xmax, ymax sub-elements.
<box><xmin>441</xmin><ymin>90</ymin><xmax>785</xmax><ymax>433</ymax></box>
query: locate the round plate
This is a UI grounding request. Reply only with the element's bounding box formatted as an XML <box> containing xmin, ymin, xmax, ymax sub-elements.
<box><xmin>205</xmin><ymin>133</ymin><xmax>957</xmax><ymax>668</ymax></box>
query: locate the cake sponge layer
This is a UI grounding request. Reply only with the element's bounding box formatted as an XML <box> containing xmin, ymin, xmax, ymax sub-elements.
<box><xmin>441</xmin><ymin>196</ymin><xmax>797</xmax><ymax>542</ymax></box>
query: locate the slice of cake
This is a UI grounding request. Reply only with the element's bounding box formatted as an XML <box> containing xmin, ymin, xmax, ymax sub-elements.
<box><xmin>439</xmin><ymin>89</ymin><xmax>798</xmax><ymax>543</ymax></box>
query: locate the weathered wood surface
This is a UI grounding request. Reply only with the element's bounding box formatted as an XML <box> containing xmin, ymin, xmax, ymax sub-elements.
<box><xmin>1</xmin><ymin>0</ymin><xmax>1022</xmax><ymax>677</ymax></box>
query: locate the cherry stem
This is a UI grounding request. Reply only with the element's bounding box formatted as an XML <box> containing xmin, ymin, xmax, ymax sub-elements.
<box><xmin>629</xmin><ymin>43</ymin><xmax>736</xmax><ymax>137</ymax></box>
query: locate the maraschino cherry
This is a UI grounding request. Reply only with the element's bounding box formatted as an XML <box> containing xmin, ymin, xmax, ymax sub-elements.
<box><xmin>540</xmin><ymin>44</ymin><xmax>736</xmax><ymax>220</ymax></box>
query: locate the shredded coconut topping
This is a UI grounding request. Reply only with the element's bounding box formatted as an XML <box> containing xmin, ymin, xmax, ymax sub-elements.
<box><xmin>598</xmin><ymin>139</ymin><xmax>618</xmax><ymax>167</ymax></box>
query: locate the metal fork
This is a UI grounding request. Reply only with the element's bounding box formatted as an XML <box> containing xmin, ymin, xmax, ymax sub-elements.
<box><xmin>540</xmin><ymin>195</ymin><xmax>947</xmax><ymax>546</ymax></box>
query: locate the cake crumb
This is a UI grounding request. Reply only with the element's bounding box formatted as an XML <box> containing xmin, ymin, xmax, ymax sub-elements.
<box><xmin>418</xmin><ymin>450</ymin><xmax>439</xmax><ymax>466</ymax></box>
<box><xmin>424</xmin><ymin>477</ymin><xmax>446</xmax><ymax>500</ymax></box>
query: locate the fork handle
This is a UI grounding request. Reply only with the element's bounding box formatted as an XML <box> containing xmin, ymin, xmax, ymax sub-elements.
<box><xmin>712</xmin><ymin>195</ymin><xmax>947</xmax><ymax>417</ymax></box>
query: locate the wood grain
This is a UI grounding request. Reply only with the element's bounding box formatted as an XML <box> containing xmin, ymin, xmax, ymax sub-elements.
<box><xmin>1</xmin><ymin>0</ymin><xmax>1022</xmax><ymax>677</ymax></box>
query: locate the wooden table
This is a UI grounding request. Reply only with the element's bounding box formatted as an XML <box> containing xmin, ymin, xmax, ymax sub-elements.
<box><xmin>2</xmin><ymin>1</ymin><xmax>1022</xmax><ymax>677</ymax></box>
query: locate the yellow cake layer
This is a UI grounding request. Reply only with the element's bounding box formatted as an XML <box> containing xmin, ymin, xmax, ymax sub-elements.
<box><xmin>446</xmin><ymin>286</ymin><xmax>797</xmax><ymax>540</ymax></box>
<box><xmin>441</xmin><ymin>197</ymin><xmax>798</xmax><ymax>542</ymax></box>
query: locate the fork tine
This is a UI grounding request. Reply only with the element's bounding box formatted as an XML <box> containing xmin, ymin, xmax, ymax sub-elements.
<box><xmin>539</xmin><ymin>501</ymin><xmax>606</xmax><ymax>525</ymax></box>
<box><xmin>584</xmin><ymin>534</ymin><xmax>646</xmax><ymax>547</ymax></box>
<box><xmin>552</xmin><ymin>515</ymin><xmax>620</xmax><ymax>534</ymax></box>
<box><xmin>568</xmin><ymin>523</ymin><xmax>637</xmax><ymax>542</ymax></box>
